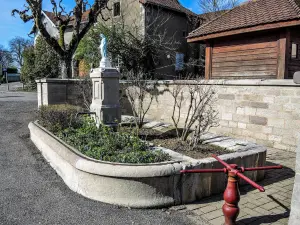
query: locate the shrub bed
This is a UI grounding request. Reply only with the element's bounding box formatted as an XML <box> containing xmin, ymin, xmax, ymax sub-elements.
<box><xmin>38</xmin><ymin>105</ymin><xmax>171</xmax><ymax>164</ymax></box>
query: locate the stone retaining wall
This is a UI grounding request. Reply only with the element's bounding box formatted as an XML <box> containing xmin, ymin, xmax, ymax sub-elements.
<box><xmin>36</xmin><ymin>78</ymin><xmax>300</xmax><ymax>152</ymax></box>
<box><xmin>121</xmin><ymin>80</ymin><xmax>300</xmax><ymax>152</ymax></box>
<box><xmin>36</xmin><ymin>78</ymin><xmax>91</xmax><ymax>108</ymax></box>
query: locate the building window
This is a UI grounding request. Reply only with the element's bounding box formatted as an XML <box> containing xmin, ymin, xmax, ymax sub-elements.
<box><xmin>175</xmin><ymin>53</ymin><xmax>184</xmax><ymax>71</ymax></box>
<box><xmin>113</xmin><ymin>2</ymin><xmax>120</xmax><ymax>17</ymax></box>
<box><xmin>292</xmin><ymin>43</ymin><xmax>298</xmax><ymax>59</ymax></box>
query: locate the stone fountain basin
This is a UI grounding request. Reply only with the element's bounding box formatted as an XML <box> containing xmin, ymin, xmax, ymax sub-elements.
<box><xmin>29</xmin><ymin>121</ymin><xmax>266</xmax><ymax>208</ymax></box>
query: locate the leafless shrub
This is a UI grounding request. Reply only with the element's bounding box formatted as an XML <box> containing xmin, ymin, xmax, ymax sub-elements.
<box><xmin>123</xmin><ymin>71</ymin><xmax>158</xmax><ymax>129</ymax></box>
<box><xmin>170</xmin><ymin>75</ymin><xmax>219</xmax><ymax>149</ymax></box>
<box><xmin>75</xmin><ymin>78</ymin><xmax>92</xmax><ymax>110</ymax></box>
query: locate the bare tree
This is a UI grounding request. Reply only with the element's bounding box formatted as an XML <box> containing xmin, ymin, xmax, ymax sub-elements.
<box><xmin>198</xmin><ymin>0</ymin><xmax>241</xmax><ymax>19</ymax></box>
<box><xmin>12</xmin><ymin>0</ymin><xmax>109</xmax><ymax>78</ymax></box>
<box><xmin>170</xmin><ymin>75</ymin><xmax>219</xmax><ymax>149</ymax></box>
<box><xmin>9</xmin><ymin>37</ymin><xmax>33</xmax><ymax>68</ymax></box>
<box><xmin>0</xmin><ymin>45</ymin><xmax>13</xmax><ymax>68</ymax></box>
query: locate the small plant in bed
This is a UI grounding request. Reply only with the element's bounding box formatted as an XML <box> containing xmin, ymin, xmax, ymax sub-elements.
<box><xmin>38</xmin><ymin>105</ymin><xmax>171</xmax><ymax>164</ymax></box>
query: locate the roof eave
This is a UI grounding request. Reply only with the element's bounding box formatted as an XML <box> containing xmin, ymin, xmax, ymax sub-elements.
<box><xmin>139</xmin><ymin>0</ymin><xmax>197</xmax><ymax>16</ymax></box>
<box><xmin>42</xmin><ymin>11</ymin><xmax>57</xmax><ymax>28</ymax></box>
<box><xmin>187</xmin><ymin>19</ymin><xmax>300</xmax><ymax>43</ymax></box>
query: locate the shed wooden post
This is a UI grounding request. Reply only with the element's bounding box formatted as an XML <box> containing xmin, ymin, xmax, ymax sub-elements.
<box><xmin>277</xmin><ymin>30</ymin><xmax>290</xmax><ymax>79</ymax></box>
<box><xmin>285</xmin><ymin>29</ymin><xmax>291</xmax><ymax>78</ymax></box>
<box><xmin>205</xmin><ymin>42</ymin><xmax>212</xmax><ymax>79</ymax></box>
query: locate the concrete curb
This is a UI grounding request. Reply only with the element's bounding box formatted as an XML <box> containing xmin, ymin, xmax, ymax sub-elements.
<box><xmin>29</xmin><ymin>121</ymin><xmax>267</xmax><ymax>208</ymax></box>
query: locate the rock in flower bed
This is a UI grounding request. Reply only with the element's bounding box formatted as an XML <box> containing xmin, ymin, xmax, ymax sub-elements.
<box><xmin>38</xmin><ymin>105</ymin><xmax>171</xmax><ymax>164</ymax></box>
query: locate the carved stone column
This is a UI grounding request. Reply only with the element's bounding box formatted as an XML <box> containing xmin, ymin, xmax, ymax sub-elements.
<box><xmin>90</xmin><ymin>67</ymin><xmax>121</xmax><ymax>128</ymax></box>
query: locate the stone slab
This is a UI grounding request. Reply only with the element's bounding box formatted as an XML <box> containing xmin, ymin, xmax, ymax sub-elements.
<box><xmin>293</xmin><ymin>71</ymin><xmax>300</xmax><ymax>84</ymax></box>
<box><xmin>152</xmin><ymin>124</ymin><xmax>178</xmax><ymax>135</ymax></box>
<box><xmin>289</xmin><ymin>133</ymin><xmax>300</xmax><ymax>225</ymax></box>
<box><xmin>143</xmin><ymin>121</ymin><xmax>165</xmax><ymax>129</ymax></box>
<box><xmin>120</xmin><ymin>115</ymin><xmax>150</xmax><ymax>126</ymax></box>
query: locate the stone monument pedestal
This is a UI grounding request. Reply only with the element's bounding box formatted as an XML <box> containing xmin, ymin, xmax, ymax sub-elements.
<box><xmin>90</xmin><ymin>67</ymin><xmax>121</xmax><ymax>128</ymax></box>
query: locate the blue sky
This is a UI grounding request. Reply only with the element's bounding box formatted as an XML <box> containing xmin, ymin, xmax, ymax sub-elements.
<box><xmin>0</xmin><ymin>0</ymin><xmax>203</xmax><ymax>48</ymax></box>
<box><xmin>179</xmin><ymin>0</ymin><xmax>201</xmax><ymax>14</ymax></box>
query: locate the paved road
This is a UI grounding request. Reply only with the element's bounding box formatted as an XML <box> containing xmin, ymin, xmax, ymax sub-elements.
<box><xmin>0</xmin><ymin>91</ymin><xmax>193</xmax><ymax>225</ymax></box>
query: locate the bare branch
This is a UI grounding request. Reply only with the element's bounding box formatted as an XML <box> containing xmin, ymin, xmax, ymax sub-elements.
<box><xmin>170</xmin><ymin>74</ymin><xmax>219</xmax><ymax>148</ymax></box>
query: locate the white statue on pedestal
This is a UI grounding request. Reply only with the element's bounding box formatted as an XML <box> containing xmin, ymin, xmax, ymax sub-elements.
<box><xmin>99</xmin><ymin>34</ymin><xmax>111</xmax><ymax>69</ymax></box>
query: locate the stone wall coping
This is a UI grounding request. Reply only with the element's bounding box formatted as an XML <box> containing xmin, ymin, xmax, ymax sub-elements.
<box><xmin>35</xmin><ymin>78</ymin><xmax>87</xmax><ymax>83</ymax></box>
<box><xmin>37</xmin><ymin>78</ymin><xmax>300</xmax><ymax>87</ymax></box>
<box><xmin>120</xmin><ymin>79</ymin><xmax>300</xmax><ymax>87</ymax></box>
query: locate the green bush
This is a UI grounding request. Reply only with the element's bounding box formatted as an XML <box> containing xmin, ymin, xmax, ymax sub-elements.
<box><xmin>38</xmin><ymin>104</ymin><xmax>82</xmax><ymax>133</ymax></box>
<box><xmin>38</xmin><ymin>106</ymin><xmax>171</xmax><ymax>163</ymax></box>
<box><xmin>21</xmin><ymin>36</ymin><xmax>60</xmax><ymax>89</ymax></box>
<box><xmin>57</xmin><ymin>117</ymin><xmax>171</xmax><ymax>164</ymax></box>
<box><xmin>20</xmin><ymin>46</ymin><xmax>35</xmax><ymax>86</ymax></box>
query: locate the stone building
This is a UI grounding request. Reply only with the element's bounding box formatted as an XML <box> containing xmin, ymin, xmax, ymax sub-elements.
<box><xmin>36</xmin><ymin>0</ymin><xmax>202</xmax><ymax>78</ymax></box>
<box><xmin>102</xmin><ymin>0</ymin><xmax>201</xmax><ymax>78</ymax></box>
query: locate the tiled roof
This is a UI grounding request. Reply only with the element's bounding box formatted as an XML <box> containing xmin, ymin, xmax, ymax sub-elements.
<box><xmin>188</xmin><ymin>0</ymin><xmax>300</xmax><ymax>39</ymax></box>
<box><xmin>43</xmin><ymin>10</ymin><xmax>90</xmax><ymax>26</ymax></box>
<box><xmin>139</xmin><ymin>0</ymin><xmax>196</xmax><ymax>16</ymax></box>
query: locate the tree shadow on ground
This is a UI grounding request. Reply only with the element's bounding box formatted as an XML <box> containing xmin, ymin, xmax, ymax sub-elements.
<box><xmin>236</xmin><ymin>212</ymin><xmax>290</xmax><ymax>225</ymax></box>
<box><xmin>239</xmin><ymin>161</ymin><xmax>295</xmax><ymax>196</ymax></box>
<box><xmin>237</xmin><ymin>195</ymin><xmax>290</xmax><ymax>224</ymax></box>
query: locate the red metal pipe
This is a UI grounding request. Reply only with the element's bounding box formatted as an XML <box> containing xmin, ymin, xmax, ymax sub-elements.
<box><xmin>212</xmin><ymin>155</ymin><xmax>233</xmax><ymax>170</ymax></box>
<box><xmin>180</xmin><ymin>168</ymin><xmax>227</xmax><ymax>173</ymax></box>
<box><xmin>212</xmin><ymin>154</ymin><xmax>265</xmax><ymax>192</ymax></box>
<box><xmin>244</xmin><ymin>165</ymin><xmax>283</xmax><ymax>171</ymax></box>
<box><xmin>236</xmin><ymin>171</ymin><xmax>265</xmax><ymax>192</ymax></box>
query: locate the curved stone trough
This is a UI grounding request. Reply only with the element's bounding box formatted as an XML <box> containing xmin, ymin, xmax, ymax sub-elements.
<box><xmin>29</xmin><ymin>121</ymin><xmax>267</xmax><ymax>208</ymax></box>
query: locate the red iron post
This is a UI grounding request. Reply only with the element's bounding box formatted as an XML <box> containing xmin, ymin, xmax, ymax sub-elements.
<box><xmin>223</xmin><ymin>164</ymin><xmax>240</xmax><ymax>225</ymax></box>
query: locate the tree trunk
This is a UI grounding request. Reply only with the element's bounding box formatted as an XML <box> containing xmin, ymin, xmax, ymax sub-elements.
<box><xmin>72</xmin><ymin>57</ymin><xmax>79</xmax><ymax>78</ymax></box>
<box><xmin>60</xmin><ymin>55</ymin><xmax>72</xmax><ymax>78</ymax></box>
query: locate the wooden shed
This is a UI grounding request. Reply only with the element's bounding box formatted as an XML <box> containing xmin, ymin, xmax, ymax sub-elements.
<box><xmin>188</xmin><ymin>0</ymin><xmax>300</xmax><ymax>80</ymax></box>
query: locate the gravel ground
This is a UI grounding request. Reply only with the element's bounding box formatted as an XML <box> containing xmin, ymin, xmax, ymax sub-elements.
<box><xmin>0</xmin><ymin>92</ymin><xmax>194</xmax><ymax>225</ymax></box>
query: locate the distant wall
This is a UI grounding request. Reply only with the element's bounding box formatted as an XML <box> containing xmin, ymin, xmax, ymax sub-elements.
<box><xmin>7</xmin><ymin>73</ymin><xmax>21</xmax><ymax>82</ymax></box>
<box><xmin>36</xmin><ymin>78</ymin><xmax>91</xmax><ymax>109</ymax></box>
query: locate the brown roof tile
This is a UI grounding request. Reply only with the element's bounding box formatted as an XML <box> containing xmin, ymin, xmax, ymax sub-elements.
<box><xmin>43</xmin><ymin>10</ymin><xmax>90</xmax><ymax>26</ymax></box>
<box><xmin>139</xmin><ymin>0</ymin><xmax>196</xmax><ymax>16</ymax></box>
<box><xmin>188</xmin><ymin>0</ymin><xmax>300</xmax><ymax>39</ymax></box>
